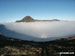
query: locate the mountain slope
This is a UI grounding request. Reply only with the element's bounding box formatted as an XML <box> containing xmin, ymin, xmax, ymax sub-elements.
<box><xmin>16</xmin><ymin>16</ymin><xmax>34</xmax><ymax>22</ymax></box>
<box><xmin>16</xmin><ymin>16</ymin><xmax>60</xmax><ymax>22</ymax></box>
<box><xmin>0</xmin><ymin>34</ymin><xmax>75</xmax><ymax>56</ymax></box>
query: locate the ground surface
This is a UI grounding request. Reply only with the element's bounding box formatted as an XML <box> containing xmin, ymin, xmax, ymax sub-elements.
<box><xmin>0</xmin><ymin>34</ymin><xmax>75</xmax><ymax>56</ymax></box>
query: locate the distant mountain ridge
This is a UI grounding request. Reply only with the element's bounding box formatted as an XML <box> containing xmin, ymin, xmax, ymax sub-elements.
<box><xmin>16</xmin><ymin>16</ymin><xmax>34</xmax><ymax>22</ymax></box>
<box><xmin>16</xmin><ymin>16</ymin><xmax>60</xmax><ymax>22</ymax></box>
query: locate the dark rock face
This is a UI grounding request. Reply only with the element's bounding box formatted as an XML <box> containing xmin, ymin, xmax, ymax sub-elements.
<box><xmin>16</xmin><ymin>16</ymin><xmax>34</xmax><ymax>22</ymax></box>
<box><xmin>0</xmin><ymin>32</ymin><xmax>2</xmax><ymax>35</ymax></box>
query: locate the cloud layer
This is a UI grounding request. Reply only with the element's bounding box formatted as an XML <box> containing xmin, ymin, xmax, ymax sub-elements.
<box><xmin>0</xmin><ymin>21</ymin><xmax>75</xmax><ymax>41</ymax></box>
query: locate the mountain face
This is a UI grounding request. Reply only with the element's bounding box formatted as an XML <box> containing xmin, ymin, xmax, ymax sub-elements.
<box><xmin>0</xmin><ymin>32</ymin><xmax>1</xmax><ymax>35</ymax></box>
<box><xmin>16</xmin><ymin>16</ymin><xmax>34</xmax><ymax>22</ymax></box>
<box><xmin>16</xmin><ymin>16</ymin><xmax>60</xmax><ymax>22</ymax></box>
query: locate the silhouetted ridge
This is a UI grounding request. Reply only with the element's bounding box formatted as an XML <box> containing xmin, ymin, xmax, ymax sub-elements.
<box><xmin>16</xmin><ymin>16</ymin><xmax>60</xmax><ymax>22</ymax></box>
<box><xmin>16</xmin><ymin>16</ymin><xmax>34</xmax><ymax>22</ymax></box>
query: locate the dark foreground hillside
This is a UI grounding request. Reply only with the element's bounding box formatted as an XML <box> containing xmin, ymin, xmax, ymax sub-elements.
<box><xmin>0</xmin><ymin>34</ymin><xmax>75</xmax><ymax>56</ymax></box>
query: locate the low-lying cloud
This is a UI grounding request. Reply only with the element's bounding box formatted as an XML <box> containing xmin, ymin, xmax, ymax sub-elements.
<box><xmin>0</xmin><ymin>21</ymin><xmax>75</xmax><ymax>41</ymax></box>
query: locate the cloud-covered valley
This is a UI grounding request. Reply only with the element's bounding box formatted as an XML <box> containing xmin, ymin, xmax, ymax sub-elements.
<box><xmin>0</xmin><ymin>21</ymin><xmax>75</xmax><ymax>41</ymax></box>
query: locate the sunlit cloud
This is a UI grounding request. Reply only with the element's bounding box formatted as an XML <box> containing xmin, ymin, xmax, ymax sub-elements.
<box><xmin>0</xmin><ymin>21</ymin><xmax>75</xmax><ymax>41</ymax></box>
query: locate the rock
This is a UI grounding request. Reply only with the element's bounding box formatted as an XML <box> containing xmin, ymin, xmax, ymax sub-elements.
<box><xmin>0</xmin><ymin>32</ymin><xmax>2</xmax><ymax>35</ymax></box>
<box><xmin>16</xmin><ymin>16</ymin><xmax>34</xmax><ymax>22</ymax></box>
<box><xmin>16</xmin><ymin>16</ymin><xmax>60</xmax><ymax>22</ymax></box>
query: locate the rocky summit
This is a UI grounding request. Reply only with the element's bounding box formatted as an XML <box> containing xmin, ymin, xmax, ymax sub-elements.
<box><xmin>16</xmin><ymin>16</ymin><xmax>34</xmax><ymax>22</ymax></box>
<box><xmin>16</xmin><ymin>16</ymin><xmax>60</xmax><ymax>22</ymax></box>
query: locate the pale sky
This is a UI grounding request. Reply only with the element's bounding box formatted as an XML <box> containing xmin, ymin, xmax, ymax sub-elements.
<box><xmin>0</xmin><ymin>0</ymin><xmax>75</xmax><ymax>22</ymax></box>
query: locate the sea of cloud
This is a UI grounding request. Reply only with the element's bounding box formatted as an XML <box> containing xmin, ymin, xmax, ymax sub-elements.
<box><xmin>0</xmin><ymin>21</ymin><xmax>75</xmax><ymax>41</ymax></box>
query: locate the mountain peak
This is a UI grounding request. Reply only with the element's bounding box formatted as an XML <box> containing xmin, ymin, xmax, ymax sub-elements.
<box><xmin>16</xmin><ymin>16</ymin><xmax>34</xmax><ymax>22</ymax></box>
<box><xmin>16</xmin><ymin>16</ymin><xmax>60</xmax><ymax>22</ymax></box>
<box><xmin>23</xmin><ymin>16</ymin><xmax>34</xmax><ymax>20</ymax></box>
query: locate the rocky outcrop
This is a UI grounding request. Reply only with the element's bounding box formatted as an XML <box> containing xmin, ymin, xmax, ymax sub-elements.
<box><xmin>16</xmin><ymin>16</ymin><xmax>60</xmax><ymax>22</ymax></box>
<box><xmin>16</xmin><ymin>16</ymin><xmax>34</xmax><ymax>22</ymax></box>
<box><xmin>0</xmin><ymin>32</ymin><xmax>2</xmax><ymax>35</ymax></box>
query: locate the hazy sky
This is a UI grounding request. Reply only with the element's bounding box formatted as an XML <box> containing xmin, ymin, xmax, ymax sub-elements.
<box><xmin>0</xmin><ymin>0</ymin><xmax>75</xmax><ymax>22</ymax></box>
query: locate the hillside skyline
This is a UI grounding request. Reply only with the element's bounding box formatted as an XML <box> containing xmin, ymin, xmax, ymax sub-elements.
<box><xmin>16</xmin><ymin>16</ymin><xmax>60</xmax><ymax>22</ymax></box>
<box><xmin>0</xmin><ymin>0</ymin><xmax>75</xmax><ymax>22</ymax></box>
